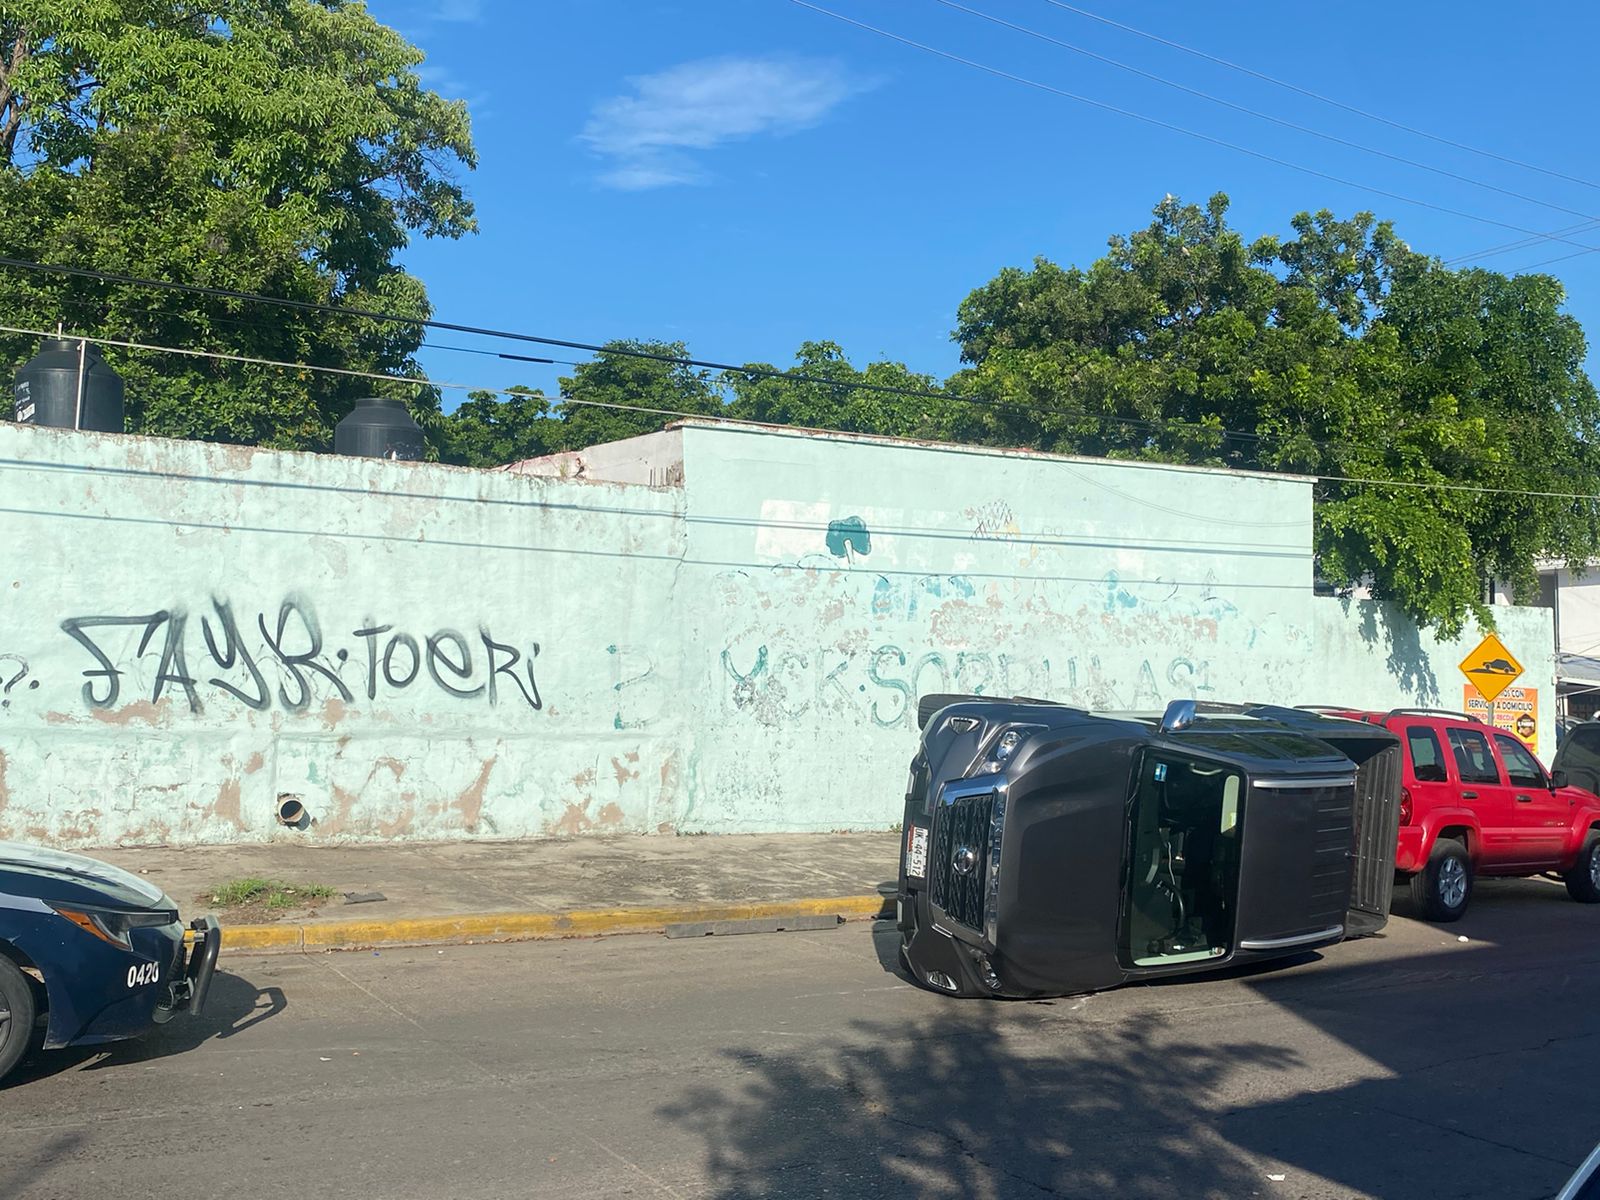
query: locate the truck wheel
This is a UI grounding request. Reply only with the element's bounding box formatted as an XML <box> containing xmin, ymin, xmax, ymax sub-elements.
<box><xmin>1564</xmin><ymin>835</ymin><xmax>1600</xmax><ymax>904</ymax></box>
<box><xmin>1409</xmin><ymin>840</ymin><xmax>1472</xmax><ymax>922</ymax></box>
<box><xmin>0</xmin><ymin>956</ymin><xmax>37</xmax><ymax>1084</ymax></box>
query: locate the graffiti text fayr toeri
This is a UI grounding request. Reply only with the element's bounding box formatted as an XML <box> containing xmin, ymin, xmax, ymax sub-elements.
<box><xmin>58</xmin><ymin>597</ymin><xmax>545</xmax><ymax>714</ymax></box>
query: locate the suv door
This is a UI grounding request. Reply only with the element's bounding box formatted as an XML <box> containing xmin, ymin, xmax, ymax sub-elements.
<box><xmin>1446</xmin><ymin>725</ymin><xmax>1515</xmax><ymax>866</ymax></box>
<box><xmin>1491</xmin><ymin>732</ymin><xmax>1567</xmax><ymax>865</ymax></box>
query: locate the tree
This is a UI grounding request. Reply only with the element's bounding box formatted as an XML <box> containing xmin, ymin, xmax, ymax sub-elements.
<box><xmin>952</xmin><ymin>194</ymin><xmax>1600</xmax><ymax>636</ymax></box>
<box><xmin>551</xmin><ymin>340</ymin><xmax>725</xmax><ymax>450</ymax></box>
<box><xmin>442</xmin><ymin>386</ymin><xmax>555</xmax><ymax>467</ymax></box>
<box><xmin>0</xmin><ymin>1</ymin><xmax>475</xmax><ymax>447</ymax></box>
<box><xmin>722</xmin><ymin>340</ymin><xmax>975</xmax><ymax>443</ymax></box>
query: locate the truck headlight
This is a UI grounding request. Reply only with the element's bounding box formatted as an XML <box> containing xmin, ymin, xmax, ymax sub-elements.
<box><xmin>972</xmin><ymin>725</ymin><xmax>1044</xmax><ymax>776</ymax></box>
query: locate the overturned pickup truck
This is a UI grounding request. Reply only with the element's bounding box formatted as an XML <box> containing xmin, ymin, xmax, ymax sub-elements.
<box><xmin>896</xmin><ymin>697</ymin><xmax>1402</xmax><ymax>998</ymax></box>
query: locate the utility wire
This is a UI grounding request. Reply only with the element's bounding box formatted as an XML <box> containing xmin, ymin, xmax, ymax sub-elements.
<box><xmin>935</xmin><ymin>0</ymin><xmax>1598</xmax><ymax>225</ymax></box>
<box><xmin>0</xmin><ymin>254</ymin><xmax>967</xmax><ymax>403</ymax></box>
<box><xmin>791</xmin><ymin>2</ymin><xmax>1600</xmax><ymax>255</ymax></box>
<box><xmin>0</xmin><ymin>253</ymin><xmax>1348</xmax><ymax>449</ymax></box>
<box><xmin>1517</xmin><ymin>245</ymin><xmax>1598</xmax><ymax>272</ymax></box>
<box><xmin>1036</xmin><ymin>0</ymin><xmax>1600</xmax><ymax>194</ymax></box>
<box><xmin>0</xmin><ymin>318</ymin><xmax>1293</xmax><ymax>449</ymax></box>
<box><xmin>10</xmin><ymin>319</ymin><xmax>1598</xmax><ymax>509</ymax></box>
<box><xmin>789</xmin><ymin>1</ymin><xmax>1600</xmax><ymax>256</ymax></box>
<box><xmin>1444</xmin><ymin>219</ymin><xmax>1600</xmax><ymax>267</ymax></box>
<box><xmin>0</xmin><ymin>322</ymin><xmax>674</xmax><ymax>419</ymax></box>
<box><xmin>1</xmin><ymin>256</ymin><xmax>1586</xmax><ymax>471</ymax></box>
<box><xmin>113</xmin><ymin>299</ymin><xmax>575</xmax><ymax>367</ymax></box>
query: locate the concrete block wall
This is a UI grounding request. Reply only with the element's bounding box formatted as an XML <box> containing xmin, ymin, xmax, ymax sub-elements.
<box><xmin>0</xmin><ymin>420</ymin><xmax>1557</xmax><ymax>846</ymax></box>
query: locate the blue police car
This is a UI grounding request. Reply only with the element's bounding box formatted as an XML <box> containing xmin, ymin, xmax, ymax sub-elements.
<box><xmin>0</xmin><ymin>842</ymin><xmax>221</xmax><ymax>1083</ymax></box>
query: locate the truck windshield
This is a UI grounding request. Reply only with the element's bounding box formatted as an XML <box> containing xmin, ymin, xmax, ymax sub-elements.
<box><xmin>1123</xmin><ymin>753</ymin><xmax>1243</xmax><ymax>967</ymax></box>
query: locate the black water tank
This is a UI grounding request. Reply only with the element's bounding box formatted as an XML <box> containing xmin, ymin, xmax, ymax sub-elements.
<box><xmin>334</xmin><ymin>398</ymin><xmax>424</xmax><ymax>461</ymax></box>
<box><xmin>14</xmin><ymin>338</ymin><xmax>125</xmax><ymax>432</ymax></box>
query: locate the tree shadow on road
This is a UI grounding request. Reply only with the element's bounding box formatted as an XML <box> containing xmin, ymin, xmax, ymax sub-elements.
<box><xmin>1224</xmin><ymin>937</ymin><xmax>1600</xmax><ymax>1199</ymax></box>
<box><xmin>661</xmin><ymin>998</ymin><xmax>1303</xmax><ymax>1199</ymax></box>
<box><xmin>0</xmin><ymin>1130</ymin><xmax>87</xmax><ymax>1198</ymax></box>
<box><xmin>2</xmin><ymin>967</ymin><xmax>285</xmax><ymax>1088</ymax></box>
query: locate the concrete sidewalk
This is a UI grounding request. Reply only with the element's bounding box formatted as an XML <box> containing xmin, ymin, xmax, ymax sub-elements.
<box><xmin>92</xmin><ymin>833</ymin><xmax>902</xmax><ymax>953</ymax></box>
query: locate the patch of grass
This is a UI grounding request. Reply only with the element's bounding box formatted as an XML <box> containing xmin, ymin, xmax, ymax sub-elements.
<box><xmin>208</xmin><ymin>876</ymin><xmax>337</xmax><ymax>911</ymax></box>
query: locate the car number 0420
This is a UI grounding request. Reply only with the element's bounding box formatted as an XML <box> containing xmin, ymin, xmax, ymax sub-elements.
<box><xmin>126</xmin><ymin>961</ymin><xmax>160</xmax><ymax>988</ymax></box>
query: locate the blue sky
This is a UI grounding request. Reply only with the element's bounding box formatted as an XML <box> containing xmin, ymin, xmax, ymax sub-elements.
<box><xmin>382</xmin><ymin>0</ymin><xmax>1600</xmax><ymax>406</ymax></box>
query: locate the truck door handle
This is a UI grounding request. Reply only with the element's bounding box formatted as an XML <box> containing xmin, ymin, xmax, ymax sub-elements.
<box><xmin>1461</xmin><ymin>790</ymin><xmax>1478</xmax><ymax>799</ymax></box>
<box><xmin>1516</xmin><ymin>794</ymin><xmax>1533</xmax><ymax>803</ymax></box>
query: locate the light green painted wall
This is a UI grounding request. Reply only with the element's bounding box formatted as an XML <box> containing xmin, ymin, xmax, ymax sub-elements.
<box><xmin>0</xmin><ymin>420</ymin><xmax>1557</xmax><ymax>846</ymax></box>
<box><xmin>0</xmin><ymin>423</ymin><xmax>687</xmax><ymax>845</ymax></box>
<box><xmin>1311</xmin><ymin>598</ymin><xmax>1556</xmax><ymax>757</ymax></box>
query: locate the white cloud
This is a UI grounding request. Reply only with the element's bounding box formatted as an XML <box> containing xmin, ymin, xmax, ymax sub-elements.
<box><xmin>583</xmin><ymin>55</ymin><xmax>869</xmax><ymax>190</ymax></box>
<box><xmin>436</xmin><ymin>0</ymin><xmax>484</xmax><ymax>21</ymax></box>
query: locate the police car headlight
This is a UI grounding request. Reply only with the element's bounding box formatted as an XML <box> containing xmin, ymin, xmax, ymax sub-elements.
<box><xmin>53</xmin><ymin>905</ymin><xmax>177</xmax><ymax>949</ymax></box>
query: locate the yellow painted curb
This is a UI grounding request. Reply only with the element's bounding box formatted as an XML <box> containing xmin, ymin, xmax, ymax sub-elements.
<box><xmin>219</xmin><ymin>893</ymin><xmax>889</xmax><ymax>955</ymax></box>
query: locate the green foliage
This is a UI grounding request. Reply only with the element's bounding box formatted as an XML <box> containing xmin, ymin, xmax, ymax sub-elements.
<box><xmin>552</xmin><ymin>340</ymin><xmax>725</xmax><ymax>449</ymax></box>
<box><xmin>443</xmin><ymin>386</ymin><xmax>555</xmax><ymax>467</ymax></box>
<box><xmin>0</xmin><ymin>1</ymin><xmax>474</xmax><ymax>447</ymax></box>
<box><xmin>722</xmin><ymin>340</ymin><xmax>976</xmax><ymax>443</ymax></box>
<box><xmin>206</xmin><ymin>877</ymin><xmax>336</xmax><ymax>910</ymax></box>
<box><xmin>952</xmin><ymin>194</ymin><xmax>1600</xmax><ymax>636</ymax></box>
<box><xmin>434</xmin><ymin>341</ymin><xmax>727</xmax><ymax>466</ymax></box>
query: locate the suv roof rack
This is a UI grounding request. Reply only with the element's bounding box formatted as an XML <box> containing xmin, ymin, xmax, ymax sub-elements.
<box><xmin>1296</xmin><ymin>705</ymin><xmax>1359</xmax><ymax>714</ymax></box>
<box><xmin>1386</xmin><ymin>708</ymin><xmax>1484</xmax><ymax>724</ymax></box>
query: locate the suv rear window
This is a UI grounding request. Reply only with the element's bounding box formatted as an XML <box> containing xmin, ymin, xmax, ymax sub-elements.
<box><xmin>1493</xmin><ymin>734</ymin><xmax>1546</xmax><ymax>789</ymax></box>
<box><xmin>1405</xmin><ymin>727</ymin><xmax>1448</xmax><ymax>782</ymax></box>
<box><xmin>1448</xmin><ymin>728</ymin><xmax>1502</xmax><ymax>785</ymax></box>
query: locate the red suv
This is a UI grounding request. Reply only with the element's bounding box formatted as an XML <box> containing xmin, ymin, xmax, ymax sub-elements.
<box><xmin>1316</xmin><ymin>708</ymin><xmax>1600</xmax><ymax>921</ymax></box>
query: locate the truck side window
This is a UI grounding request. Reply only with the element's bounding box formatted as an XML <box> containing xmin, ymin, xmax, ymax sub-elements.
<box><xmin>1406</xmin><ymin>727</ymin><xmax>1447</xmax><ymax>782</ymax></box>
<box><xmin>1447</xmin><ymin>728</ymin><xmax>1502</xmax><ymax>785</ymax></box>
<box><xmin>1493</xmin><ymin>734</ymin><xmax>1547</xmax><ymax>789</ymax></box>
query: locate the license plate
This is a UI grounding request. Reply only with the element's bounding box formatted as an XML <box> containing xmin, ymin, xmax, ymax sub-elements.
<box><xmin>905</xmin><ymin>825</ymin><xmax>930</xmax><ymax>878</ymax></box>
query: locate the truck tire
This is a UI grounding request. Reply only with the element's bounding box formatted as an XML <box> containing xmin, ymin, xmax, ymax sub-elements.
<box><xmin>0</xmin><ymin>955</ymin><xmax>37</xmax><ymax>1084</ymax></box>
<box><xmin>1409</xmin><ymin>839</ymin><xmax>1472</xmax><ymax>922</ymax></box>
<box><xmin>1564</xmin><ymin>834</ymin><xmax>1600</xmax><ymax>904</ymax></box>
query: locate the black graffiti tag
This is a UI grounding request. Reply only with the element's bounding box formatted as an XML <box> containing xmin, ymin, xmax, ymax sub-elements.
<box><xmin>60</xmin><ymin>612</ymin><xmax>172</xmax><ymax>709</ymax></box>
<box><xmin>62</xmin><ymin>598</ymin><xmax>546</xmax><ymax>714</ymax></box>
<box><xmin>200</xmin><ymin>599</ymin><xmax>270</xmax><ymax>711</ymax></box>
<box><xmin>258</xmin><ymin>600</ymin><xmax>353</xmax><ymax>712</ymax></box>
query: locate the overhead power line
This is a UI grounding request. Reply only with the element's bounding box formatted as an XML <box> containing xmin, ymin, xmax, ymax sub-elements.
<box><xmin>0</xmin><ymin>317</ymin><xmax>1289</xmax><ymax>449</ymax></box>
<box><xmin>0</xmin><ymin>254</ymin><xmax>965</xmax><ymax>403</ymax></box>
<box><xmin>1443</xmin><ymin>219</ymin><xmax>1600</xmax><ymax>267</ymax></box>
<box><xmin>1036</xmin><ymin>0</ymin><xmax>1600</xmax><ymax>195</ymax></box>
<box><xmin>0</xmin><ymin>256</ymin><xmax>1452</xmax><ymax>459</ymax></box>
<box><xmin>1516</xmin><ymin>244</ymin><xmax>1599</xmax><ymax>272</ymax></box>
<box><xmin>0</xmin><ymin>253</ymin><xmax>1366</xmax><ymax>452</ymax></box>
<box><xmin>935</xmin><ymin>0</ymin><xmax>1599</xmax><ymax>225</ymax></box>
<box><xmin>2</xmin><ymin>255</ymin><xmax>1593</xmax><ymax>484</ymax></box>
<box><xmin>6</xmin><ymin>319</ymin><xmax>1597</xmax><ymax>510</ymax></box>
<box><xmin>787</xmin><ymin>2</ymin><xmax>1600</xmax><ymax>256</ymax></box>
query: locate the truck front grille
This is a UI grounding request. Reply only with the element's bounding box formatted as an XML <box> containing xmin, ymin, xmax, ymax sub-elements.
<box><xmin>930</xmin><ymin>789</ymin><xmax>995</xmax><ymax>931</ymax></box>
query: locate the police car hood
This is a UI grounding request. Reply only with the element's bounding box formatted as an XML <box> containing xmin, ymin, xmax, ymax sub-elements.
<box><xmin>0</xmin><ymin>842</ymin><xmax>172</xmax><ymax>911</ymax></box>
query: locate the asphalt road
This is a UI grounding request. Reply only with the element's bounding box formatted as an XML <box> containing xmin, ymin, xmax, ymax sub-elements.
<box><xmin>2</xmin><ymin>877</ymin><xmax>1597</xmax><ymax>1200</ymax></box>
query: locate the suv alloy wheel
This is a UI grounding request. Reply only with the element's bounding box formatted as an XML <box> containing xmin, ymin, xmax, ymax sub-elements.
<box><xmin>1410</xmin><ymin>838</ymin><xmax>1472</xmax><ymax>922</ymax></box>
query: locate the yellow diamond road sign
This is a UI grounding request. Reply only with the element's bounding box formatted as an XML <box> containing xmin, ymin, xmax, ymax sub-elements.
<box><xmin>1460</xmin><ymin>633</ymin><xmax>1524</xmax><ymax>704</ymax></box>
